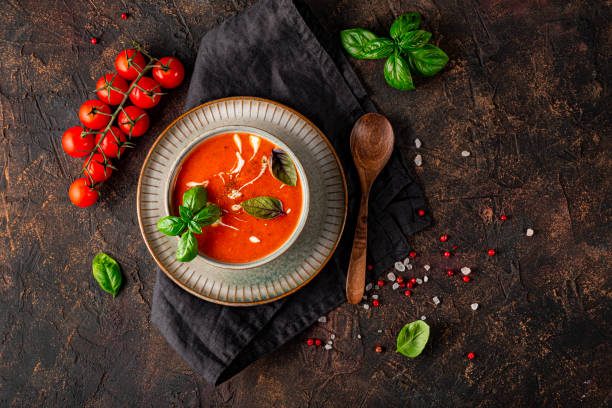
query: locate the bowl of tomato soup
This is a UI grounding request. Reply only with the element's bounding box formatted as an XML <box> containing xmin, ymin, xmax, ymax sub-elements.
<box><xmin>168</xmin><ymin>126</ymin><xmax>309</xmax><ymax>268</ymax></box>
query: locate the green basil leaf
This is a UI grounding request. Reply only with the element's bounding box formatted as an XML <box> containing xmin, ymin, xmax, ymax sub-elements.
<box><xmin>241</xmin><ymin>196</ymin><xmax>285</xmax><ymax>219</ymax></box>
<box><xmin>193</xmin><ymin>204</ymin><xmax>222</xmax><ymax>226</ymax></box>
<box><xmin>390</xmin><ymin>12</ymin><xmax>421</xmax><ymax>39</ymax></box>
<box><xmin>92</xmin><ymin>253</ymin><xmax>123</xmax><ymax>297</ymax></box>
<box><xmin>182</xmin><ymin>186</ymin><xmax>207</xmax><ymax>213</ymax></box>
<box><xmin>359</xmin><ymin>38</ymin><xmax>396</xmax><ymax>59</ymax></box>
<box><xmin>188</xmin><ymin>220</ymin><xmax>202</xmax><ymax>234</ymax></box>
<box><xmin>271</xmin><ymin>148</ymin><xmax>298</xmax><ymax>187</ymax></box>
<box><xmin>398</xmin><ymin>30</ymin><xmax>432</xmax><ymax>51</ymax></box>
<box><xmin>157</xmin><ymin>216</ymin><xmax>187</xmax><ymax>236</ymax></box>
<box><xmin>384</xmin><ymin>53</ymin><xmax>414</xmax><ymax>91</ymax></box>
<box><xmin>408</xmin><ymin>44</ymin><xmax>449</xmax><ymax>77</ymax></box>
<box><xmin>176</xmin><ymin>231</ymin><xmax>198</xmax><ymax>262</ymax></box>
<box><xmin>396</xmin><ymin>320</ymin><xmax>430</xmax><ymax>357</ymax></box>
<box><xmin>179</xmin><ymin>205</ymin><xmax>193</xmax><ymax>220</ymax></box>
<box><xmin>340</xmin><ymin>28</ymin><xmax>378</xmax><ymax>59</ymax></box>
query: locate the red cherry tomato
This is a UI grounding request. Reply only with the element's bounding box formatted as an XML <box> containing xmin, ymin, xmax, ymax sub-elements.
<box><xmin>95</xmin><ymin>73</ymin><xmax>129</xmax><ymax>105</ymax></box>
<box><xmin>118</xmin><ymin>106</ymin><xmax>150</xmax><ymax>137</ymax></box>
<box><xmin>95</xmin><ymin>126</ymin><xmax>127</xmax><ymax>158</ymax></box>
<box><xmin>115</xmin><ymin>49</ymin><xmax>146</xmax><ymax>80</ymax></box>
<box><xmin>129</xmin><ymin>77</ymin><xmax>162</xmax><ymax>109</ymax></box>
<box><xmin>69</xmin><ymin>178</ymin><xmax>99</xmax><ymax>207</ymax></box>
<box><xmin>62</xmin><ymin>126</ymin><xmax>94</xmax><ymax>158</ymax></box>
<box><xmin>78</xmin><ymin>100</ymin><xmax>111</xmax><ymax>129</ymax></box>
<box><xmin>83</xmin><ymin>153</ymin><xmax>112</xmax><ymax>182</ymax></box>
<box><xmin>152</xmin><ymin>57</ymin><xmax>185</xmax><ymax>89</ymax></box>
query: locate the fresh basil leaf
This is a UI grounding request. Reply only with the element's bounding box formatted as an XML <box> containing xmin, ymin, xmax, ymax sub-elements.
<box><xmin>182</xmin><ymin>186</ymin><xmax>207</xmax><ymax>213</ymax></box>
<box><xmin>92</xmin><ymin>253</ymin><xmax>123</xmax><ymax>297</ymax></box>
<box><xmin>241</xmin><ymin>196</ymin><xmax>285</xmax><ymax>219</ymax></box>
<box><xmin>271</xmin><ymin>148</ymin><xmax>298</xmax><ymax>187</ymax></box>
<box><xmin>390</xmin><ymin>12</ymin><xmax>421</xmax><ymax>39</ymax></box>
<box><xmin>384</xmin><ymin>53</ymin><xmax>414</xmax><ymax>91</ymax></box>
<box><xmin>408</xmin><ymin>44</ymin><xmax>449</xmax><ymax>77</ymax></box>
<box><xmin>179</xmin><ymin>205</ymin><xmax>193</xmax><ymax>220</ymax></box>
<box><xmin>398</xmin><ymin>30</ymin><xmax>432</xmax><ymax>51</ymax></box>
<box><xmin>176</xmin><ymin>231</ymin><xmax>198</xmax><ymax>262</ymax></box>
<box><xmin>188</xmin><ymin>220</ymin><xmax>202</xmax><ymax>234</ymax></box>
<box><xmin>396</xmin><ymin>320</ymin><xmax>430</xmax><ymax>357</ymax></box>
<box><xmin>340</xmin><ymin>29</ymin><xmax>378</xmax><ymax>59</ymax></box>
<box><xmin>157</xmin><ymin>216</ymin><xmax>187</xmax><ymax>236</ymax></box>
<box><xmin>193</xmin><ymin>204</ymin><xmax>221</xmax><ymax>226</ymax></box>
<box><xmin>359</xmin><ymin>38</ymin><xmax>396</xmax><ymax>59</ymax></box>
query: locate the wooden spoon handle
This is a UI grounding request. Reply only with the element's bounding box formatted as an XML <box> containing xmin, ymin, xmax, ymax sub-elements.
<box><xmin>346</xmin><ymin>192</ymin><xmax>369</xmax><ymax>304</ymax></box>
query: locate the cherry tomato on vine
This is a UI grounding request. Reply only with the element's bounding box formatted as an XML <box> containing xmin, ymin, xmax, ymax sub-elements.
<box><xmin>69</xmin><ymin>178</ymin><xmax>99</xmax><ymax>207</ymax></box>
<box><xmin>95</xmin><ymin>73</ymin><xmax>129</xmax><ymax>105</ymax></box>
<box><xmin>117</xmin><ymin>105</ymin><xmax>149</xmax><ymax>137</ymax></box>
<box><xmin>115</xmin><ymin>49</ymin><xmax>146</xmax><ymax>80</ymax></box>
<box><xmin>152</xmin><ymin>57</ymin><xmax>185</xmax><ymax>89</ymax></box>
<box><xmin>62</xmin><ymin>126</ymin><xmax>94</xmax><ymax>158</ymax></box>
<box><xmin>83</xmin><ymin>153</ymin><xmax>112</xmax><ymax>182</ymax></box>
<box><xmin>129</xmin><ymin>77</ymin><xmax>162</xmax><ymax>109</ymax></box>
<box><xmin>78</xmin><ymin>100</ymin><xmax>111</xmax><ymax>130</ymax></box>
<box><xmin>95</xmin><ymin>126</ymin><xmax>128</xmax><ymax>158</ymax></box>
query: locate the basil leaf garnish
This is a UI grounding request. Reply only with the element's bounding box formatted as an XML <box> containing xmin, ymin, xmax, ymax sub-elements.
<box><xmin>408</xmin><ymin>44</ymin><xmax>449</xmax><ymax>77</ymax></box>
<box><xmin>182</xmin><ymin>186</ymin><xmax>207</xmax><ymax>213</ymax></box>
<box><xmin>389</xmin><ymin>12</ymin><xmax>421</xmax><ymax>39</ymax></box>
<box><xmin>179</xmin><ymin>205</ymin><xmax>193</xmax><ymax>220</ymax></box>
<box><xmin>340</xmin><ymin>29</ymin><xmax>378</xmax><ymax>59</ymax></box>
<box><xmin>398</xmin><ymin>30</ymin><xmax>432</xmax><ymax>51</ymax></box>
<box><xmin>188</xmin><ymin>220</ymin><xmax>202</xmax><ymax>234</ymax></box>
<box><xmin>384</xmin><ymin>53</ymin><xmax>414</xmax><ymax>91</ymax></box>
<box><xmin>396</xmin><ymin>320</ymin><xmax>430</xmax><ymax>357</ymax></box>
<box><xmin>157</xmin><ymin>216</ymin><xmax>187</xmax><ymax>236</ymax></box>
<box><xmin>193</xmin><ymin>204</ymin><xmax>221</xmax><ymax>226</ymax></box>
<box><xmin>270</xmin><ymin>148</ymin><xmax>298</xmax><ymax>187</ymax></box>
<box><xmin>92</xmin><ymin>253</ymin><xmax>123</xmax><ymax>297</ymax></box>
<box><xmin>358</xmin><ymin>38</ymin><xmax>396</xmax><ymax>59</ymax></box>
<box><xmin>241</xmin><ymin>196</ymin><xmax>285</xmax><ymax>219</ymax></box>
<box><xmin>176</xmin><ymin>231</ymin><xmax>198</xmax><ymax>262</ymax></box>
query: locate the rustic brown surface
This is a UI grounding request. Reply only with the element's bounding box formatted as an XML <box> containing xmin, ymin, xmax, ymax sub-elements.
<box><xmin>1</xmin><ymin>0</ymin><xmax>611</xmax><ymax>406</ymax></box>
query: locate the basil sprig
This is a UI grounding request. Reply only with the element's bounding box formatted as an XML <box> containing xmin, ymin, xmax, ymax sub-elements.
<box><xmin>340</xmin><ymin>12</ymin><xmax>448</xmax><ymax>90</ymax></box>
<box><xmin>156</xmin><ymin>186</ymin><xmax>221</xmax><ymax>262</ymax></box>
<box><xmin>92</xmin><ymin>253</ymin><xmax>123</xmax><ymax>297</ymax></box>
<box><xmin>396</xmin><ymin>320</ymin><xmax>430</xmax><ymax>357</ymax></box>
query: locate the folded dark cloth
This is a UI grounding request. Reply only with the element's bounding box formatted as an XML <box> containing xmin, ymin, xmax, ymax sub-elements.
<box><xmin>151</xmin><ymin>0</ymin><xmax>430</xmax><ymax>385</ymax></box>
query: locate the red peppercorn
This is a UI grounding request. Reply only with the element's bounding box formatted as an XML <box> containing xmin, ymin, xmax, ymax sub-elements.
<box><xmin>409</xmin><ymin>251</ymin><xmax>417</xmax><ymax>258</ymax></box>
<box><xmin>447</xmin><ymin>269</ymin><xmax>454</xmax><ymax>276</ymax></box>
<box><xmin>404</xmin><ymin>290</ymin><xmax>411</xmax><ymax>297</ymax></box>
<box><xmin>306</xmin><ymin>338</ymin><xmax>314</xmax><ymax>346</ymax></box>
<box><xmin>406</xmin><ymin>282</ymin><xmax>413</xmax><ymax>288</ymax></box>
<box><xmin>440</xmin><ymin>234</ymin><xmax>448</xmax><ymax>242</ymax></box>
<box><xmin>121</xmin><ymin>13</ymin><xmax>128</xmax><ymax>19</ymax></box>
<box><xmin>396</xmin><ymin>277</ymin><xmax>404</xmax><ymax>284</ymax></box>
<box><xmin>377</xmin><ymin>280</ymin><xmax>384</xmax><ymax>287</ymax></box>
<box><xmin>500</xmin><ymin>215</ymin><xmax>507</xmax><ymax>221</ymax></box>
<box><xmin>315</xmin><ymin>339</ymin><xmax>322</xmax><ymax>346</ymax></box>
<box><xmin>444</xmin><ymin>251</ymin><xmax>451</xmax><ymax>258</ymax></box>
<box><xmin>372</xmin><ymin>299</ymin><xmax>380</xmax><ymax>307</ymax></box>
<box><xmin>467</xmin><ymin>352</ymin><xmax>475</xmax><ymax>359</ymax></box>
<box><xmin>488</xmin><ymin>249</ymin><xmax>495</xmax><ymax>256</ymax></box>
<box><xmin>367</xmin><ymin>264</ymin><xmax>373</xmax><ymax>271</ymax></box>
<box><xmin>463</xmin><ymin>276</ymin><xmax>470</xmax><ymax>282</ymax></box>
<box><xmin>375</xmin><ymin>345</ymin><xmax>383</xmax><ymax>353</ymax></box>
<box><xmin>452</xmin><ymin>245</ymin><xmax>458</xmax><ymax>249</ymax></box>
<box><xmin>410</xmin><ymin>278</ymin><xmax>417</xmax><ymax>284</ymax></box>
<box><xmin>90</xmin><ymin>37</ymin><xmax>98</xmax><ymax>45</ymax></box>
<box><xmin>417</xmin><ymin>209</ymin><xmax>425</xmax><ymax>216</ymax></box>
<box><xmin>399</xmin><ymin>282</ymin><xmax>406</xmax><ymax>287</ymax></box>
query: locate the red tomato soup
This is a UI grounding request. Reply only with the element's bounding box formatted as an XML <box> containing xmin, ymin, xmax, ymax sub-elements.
<box><xmin>172</xmin><ymin>132</ymin><xmax>303</xmax><ymax>263</ymax></box>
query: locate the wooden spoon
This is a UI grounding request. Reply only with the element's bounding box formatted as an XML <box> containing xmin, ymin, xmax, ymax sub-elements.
<box><xmin>346</xmin><ymin>113</ymin><xmax>394</xmax><ymax>304</ymax></box>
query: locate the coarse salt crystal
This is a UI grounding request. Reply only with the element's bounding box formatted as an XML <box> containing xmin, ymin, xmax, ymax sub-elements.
<box><xmin>327</xmin><ymin>340</ymin><xmax>333</xmax><ymax>345</ymax></box>
<box><xmin>406</xmin><ymin>264</ymin><xmax>413</xmax><ymax>270</ymax></box>
<box><xmin>415</xmin><ymin>138</ymin><xmax>422</xmax><ymax>148</ymax></box>
<box><xmin>461</xmin><ymin>267</ymin><xmax>471</xmax><ymax>275</ymax></box>
<box><xmin>424</xmin><ymin>264</ymin><xmax>431</xmax><ymax>271</ymax></box>
<box><xmin>365</xmin><ymin>283</ymin><xmax>373</xmax><ymax>291</ymax></box>
<box><xmin>403</xmin><ymin>257</ymin><xmax>411</xmax><ymax>266</ymax></box>
<box><xmin>324</xmin><ymin>344</ymin><xmax>332</xmax><ymax>350</ymax></box>
<box><xmin>423</xmin><ymin>276</ymin><xmax>429</xmax><ymax>282</ymax></box>
<box><xmin>371</xmin><ymin>294</ymin><xmax>379</xmax><ymax>300</ymax></box>
<box><xmin>392</xmin><ymin>282</ymin><xmax>400</xmax><ymax>290</ymax></box>
<box><xmin>416</xmin><ymin>278</ymin><xmax>423</xmax><ymax>285</ymax></box>
<box><xmin>421</xmin><ymin>315</ymin><xmax>427</xmax><ymax>320</ymax></box>
<box><xmin>461</xmin><ymin>150</ymin><xmax>471</xmax><ymax>157</ymax></box>
<box><xmin>377</xmin><ymin>329</ymin><xmax>382</xmax><ymax>333</ymax></box>
<box><xmin>363</xmin><ymin>304</ymin><xmax>370</xmax><ymax>309</ymax></box>
<box><xmin>357</xmin><ymin>334</ymin><xmax>361</xmax><ymax>339</ymax></box>
<box><xmin>526</xmin><ymin>228</ymin><xmax>534</xmax><ymax>236</ymax></box>
<box><xmin>330</xmin><ymin>334</ymin><xmax>335</xmax><ymax>340</ymax></box>
<box><xmin>387</xmin><ymin>272</ymin><xmax>397</xmax><ymax>281</ymax></box>
<box><xmin>433</xmin><ymin>296</ymin><xmax>440</xmax><ymax>305</ymax></box>
<box><xmin>414</xmin><ymin>154</ymin><xmax>423</xmax><ymax>166</ymax></box>
<box><xmin>471</xmin><ymin>303</ymin><xmax>479</xmax><ymax>310</ymax></box>
<box><xmin>317</xmin><ymin>316</ymin><xmax>327</xmax><ymax>323</ymax></box>
<box><xmin>394</xmin><ymin>262</ymin><xmax>405</xmax><ymax>272</ymax></box>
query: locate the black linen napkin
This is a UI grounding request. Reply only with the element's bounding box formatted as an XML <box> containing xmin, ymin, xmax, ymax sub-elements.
<box><xmin>151</xmin><ymin>0</ymin><xmax>430</xmax><ymax>385</ymax></box>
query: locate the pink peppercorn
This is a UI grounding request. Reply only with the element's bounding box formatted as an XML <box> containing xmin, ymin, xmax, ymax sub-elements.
<box><xmin>404</xmin><ymin>290</ymin><xmax>411</xmax><ymax>296</ymax></box>
<box><xmin>377</xmin><ymin>280</ymin><xmax>384</xmax><ymax>287</ymax></box>
<box><xmin>372</xmin><ymin>299</ymin><xmax>380</xmax><ymax>307</ymax></box>
<box><xmin>418</xmin><ymin>210</ymin><xmax>425</xmax><ymax>216</ymax></box>
<box><xmin>367</xmin><ymin>264</ymin><xmax>373</xmax><ymax>271</ymax></box>
<box><xmin>406</xmin><ymin>282</ymin><xmax>413</xmax><ymax>288</ymax></box>
<box><xmin>397</xmin><ymin>277</ymin><xmax>404</xmax><ymax>284</ymax></box>
<box><xmin>447</xmin><ymin>270</ymin><xmax>454</xmax><ymax>276</ymax></box>
<box><xmin>409</xmin><ymin>251</ymin><xmax>417</xmax><ymax>258</ymax></box>
<box><xmin>375</xmin><ymin>345</ymin><xmax>383</xmax><ymax>353</ymax></box>
<box><xmin>463</xmin><ymin>276</ymin><xmax>470</xmax><ymax>282</ymax></box>
<box><xmin>444</xmin><ymin>251</ymin><xmax>451</xmax><ymax>258</ymax></box>
<box><xmin>306</xmin><ymin>338</ymin><xmax>314</xmax><ymax>346</ymax></box>
<box><xmin>440</xmin><ymin>234</ymin><xmax>448</xmax><ymax>242</ymax></box>
<box><xmin>488</xmin><ymin>249</ymin><xmax>495</xmax><ymax>256</ymax></box>
<box><xmin>90</xmin><ymin>37</ymin><xmax>98</xmax><ymax>44</ymax></box>
<box><xmin>500</xmin><ymin>215</ymin><xmax>507</xmax><ymax>221</ymax></box>
<box><xmin>410</xmin><ymin>278</ymin><xmax>417</xmax><ymax>284</ymax></box>
<box><xmin>315</xmin><ymin>339</ymin><xmax>322</xmax><ymax>346</ymax></box>
<box><xmin>121</xmin><ymin>13</ymin><xmax>128</xmax><ymax>19</ymax></box>
<box><xmin>467</xmin><ymin>352</ymin><xmax>475</xmax><ymax>359</ymax></box>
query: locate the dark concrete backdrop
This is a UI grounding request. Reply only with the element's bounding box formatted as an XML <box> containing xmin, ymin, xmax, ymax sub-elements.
<box><xmin>0</xmin><ymin>0</ymin><xmax>610</xmax><ymax>406</ymax></box>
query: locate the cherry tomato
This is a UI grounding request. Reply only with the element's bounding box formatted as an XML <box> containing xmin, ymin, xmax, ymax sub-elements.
<box><xmin>78</xmin><ymin>100</ymin><xmax>111</xmax><ymax>130</ymax></box>
<box><xmin>69</xmin><ymin>178</ymin><xmax>99</xmax><ymax>207</ymax></box>
<box><xmin>62</xmin><ymin>126</ymin><xmax>94</xmax><ymax>158</ymax></box>
<box><xmin>152</xmin><ymin>57</ymin><xmax>185</xmax><ymax>89</ymax></box>
<box><xmin>83</xmin><ymin>153</ymin><xmax>112</xmax><ymax>182</ymax></box>
<box><xmin>129</xmin><ymin>77</ymin><xmax>162</xmax><ymax>109</ymax></box>
<box><xmin>117</xmin><ymin>105</ymin><xmax>149</xmax><ymax>137</ymax></box>
<box><xmin>115</xmin><ymin>49</ymin><xmax>146</xmax><ymax>80</ymax></box>
<box><xmin>95</xmin><ymin>126</ymin><xmax>127</xmax><ymax>158</ymax></box>
<box><xmin>95</xmin><ymin>73</ymin><xmax>129</xmax><ymax>105</ymax></box>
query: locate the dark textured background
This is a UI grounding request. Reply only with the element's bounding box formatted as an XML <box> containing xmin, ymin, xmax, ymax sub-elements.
<box><xmin>1</xmin><ymin>0</ymin><xmax>611</xmax><ymax>406</ymax></box>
